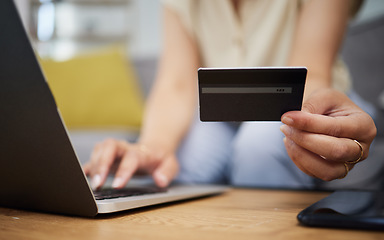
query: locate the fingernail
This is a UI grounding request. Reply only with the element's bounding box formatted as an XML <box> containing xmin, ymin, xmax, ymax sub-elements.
<box><xmin>283</xmin><ymin>137</ymin><xmax>294</xmax><ymax>146</ymax></box>
<box><xmin>156</xmin><ymin>173</ymin><xmax>168</xmax><ymax>187</ymax></box>
<box><xmin>91</xmin><ymin>174</ymin><xmax>102</xmax><ymax>190</ymax></box>
<box><xmin>281</xmin><ymin>116</ymin><xmax>294</xmax><ymax>125</ymax></box>
<box><xmin>112</xmin><ymin>177</ymin><xmax>124</xmax><ymax>189</ymax></box>
<box><xmin>280</xmin><ymin>125</ymin><xmax>292</xmax><ymax>136</ymax></box>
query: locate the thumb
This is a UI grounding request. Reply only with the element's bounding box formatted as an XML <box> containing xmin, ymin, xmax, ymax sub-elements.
<box><xmin>302</xmin><ymin>89</ymin><xmax>348</xmax><ymax>115</ymax></box>
<box><xmin>152</xmin><ymin>155</ymin><xmax>179</xmax><ymax>188</ymax></box>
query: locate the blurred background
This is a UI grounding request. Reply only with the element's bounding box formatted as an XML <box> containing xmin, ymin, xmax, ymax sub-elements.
<box><xmin>15</xmin><ymin>0</ymin><xmax>161</xmax><ymax>60</ymax></box>
<box><xmin>13</xmin><ymin>0</ymin><xmax>163</xmax><ymax>163</ymax></box>
<box><xmin>12</xmin><ymin>0</ymin><xmax>384</xmax><ymax>169</ymax></box>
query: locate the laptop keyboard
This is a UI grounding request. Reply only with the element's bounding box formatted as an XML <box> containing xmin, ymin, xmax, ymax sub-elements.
<box><xmin>93</xmin><ymin>187</ymin><xmax>167</xmax><ymax>200</ymax></box>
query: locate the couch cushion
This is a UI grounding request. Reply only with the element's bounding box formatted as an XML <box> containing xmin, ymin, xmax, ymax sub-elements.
<box><xmin>39</xmin><ymin>46</ymin><xmax>144</xmax><ymax>129</ymax></box>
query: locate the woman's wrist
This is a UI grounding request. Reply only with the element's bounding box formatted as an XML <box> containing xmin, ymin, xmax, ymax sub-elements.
<box><xmin>137</xmin><ymin>138</ymin><xmax>178</xmax><ymax>157</ymax></box>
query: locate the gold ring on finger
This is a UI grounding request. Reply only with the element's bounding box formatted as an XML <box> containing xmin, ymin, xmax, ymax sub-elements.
<box><xmin>346</xmin><ymin>140</ymin><xmax>364</xmax><ymax>164</ymax></box>
<box><xmin>338</xmin><ymin>162</ymin><xmax>350</xmax><ymax>179</ymax></box>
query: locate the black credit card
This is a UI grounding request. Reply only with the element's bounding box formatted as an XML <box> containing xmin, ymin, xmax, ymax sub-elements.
<box><xmin>198</xmin><ymin>67</ymin><xmax>307</xmax><ymax>121</ymax></box>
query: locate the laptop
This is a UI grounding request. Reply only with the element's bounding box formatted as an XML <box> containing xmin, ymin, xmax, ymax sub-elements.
<box><xmin>0</xmin><ymin>0</ymin><xmax>227</xmax><ymax>217</ymax></box>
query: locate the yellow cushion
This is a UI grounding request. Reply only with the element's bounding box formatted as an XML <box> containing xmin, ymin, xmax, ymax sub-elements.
<box><xmin>39</xmin><ymin>46</ymin><xmax>144</xmax><ymax>129</ymax></box>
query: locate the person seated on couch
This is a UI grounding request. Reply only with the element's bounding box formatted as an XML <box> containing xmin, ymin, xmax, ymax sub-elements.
<box><xmin>84</xmin><ymin>0</ymin><xmax>378</xmax><ymax>190</ymax></box>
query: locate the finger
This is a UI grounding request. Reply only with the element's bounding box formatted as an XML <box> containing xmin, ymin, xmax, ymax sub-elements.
<box><xmin>91</xmin><ymin>139</ymin><xmax>128</xmax><ymax>189</ymax></box>
<box><xmin>86</xmin><ymin>142</ymin><xmax>103</xmax><ymax>176</ymax></box>
<box><xmin>301</xmin><ymin>88</ymin><xmax>352</xmax><ymax>114</ymax></box>
<box><xmin>112</xmin><ymin>151</ymin><xmax>140</xmax><ymax>189</ymax></box>
<box><xmin>280</xmin><ymin>125</ymin><xmax>364</xmax><ymax>163</ymax></box>
<box><xmin>283</xmin><ymin>137</ymin><xmax>349</xmax><ymax>181</ymax></box>
<box><xmin>84</xmin><ymin>143</ymin><xmax>104</xmax><ymax>188</ymax></box>
<box><xmin>282</xmin><ymin>111</ymin><xmax>364</xmax><ymax>139</ymax></box>
<box><xmin>282</xmin><ymin>88</ymin><xmax>375</xmax><ymax>140</ymax></box>
<box><xmin>153</xmin><ymin>155</ymin><xmax>179</xmax><ymax>188</ymax></box>
<box><xmin>82</xmin><ymin>162</ymin><xmax>91</xmax><ymax>175</ymax></box>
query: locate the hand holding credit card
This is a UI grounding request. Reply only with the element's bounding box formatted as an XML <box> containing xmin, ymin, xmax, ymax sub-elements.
<box><xmin>198</xmin><ymin>67</ymin><xmax>307</xmax><ymax>121</ymax></box>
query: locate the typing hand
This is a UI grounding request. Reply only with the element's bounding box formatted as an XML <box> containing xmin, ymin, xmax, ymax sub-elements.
<box><xmin>83</xmin><ymin>139</ymin><xmax>179</xmax><ymax>189</ymax></box>
<box><xmin>280</xmin><ymin>88</ymin><xmax>377</xmax><ymax>181</ymax></box>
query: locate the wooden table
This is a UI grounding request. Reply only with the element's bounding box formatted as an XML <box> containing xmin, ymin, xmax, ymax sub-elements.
<box><xmin>0</xmin><ymin>188</ymin><xmax>382</xmax><ymax>240</ymax></box>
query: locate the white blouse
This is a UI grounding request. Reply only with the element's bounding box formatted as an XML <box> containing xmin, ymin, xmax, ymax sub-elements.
<box><xmin>162</xmin><ymin>0</ymin><xmax>355</xmax><ymax>93</ymax></box>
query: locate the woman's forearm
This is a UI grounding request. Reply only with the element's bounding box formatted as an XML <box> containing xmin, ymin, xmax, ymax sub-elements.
<box><xmin>138</xmin><ymin>80</ymin><xmax>197</xmax><ymax>153</ymax></box>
